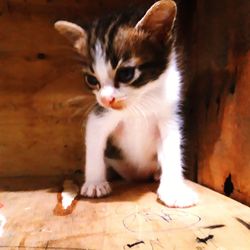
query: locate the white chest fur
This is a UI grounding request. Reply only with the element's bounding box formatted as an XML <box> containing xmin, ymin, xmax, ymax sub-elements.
<box><xmin>105</xmin><ymin>52</ymin><xmax>182</xmax><ymax>177</ymax></box>
<box><xmin>114</xmin><ymin>114</ymin><xmax>159</xmax><ymax>169</ymax></box>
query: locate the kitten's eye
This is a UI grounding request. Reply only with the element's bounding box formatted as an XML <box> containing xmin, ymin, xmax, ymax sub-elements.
<box><xmin>116</xmin><ymin>67</ymin><xmax>135</xmax><ymax>83</ymax></box>
<box><xmin>85</xmin><ymin>74</ymin><xmax>99</xmax><ymax>88</ymax></box>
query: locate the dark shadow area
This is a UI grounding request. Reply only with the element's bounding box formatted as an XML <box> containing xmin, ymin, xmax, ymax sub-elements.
<box><xmin>0</xmin><ymin>175</ymin><xmax>158</xmax><ymax>204</ymax></box>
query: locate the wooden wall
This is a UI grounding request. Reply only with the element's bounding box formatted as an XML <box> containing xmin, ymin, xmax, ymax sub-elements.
<box><xmin>182</xmin><ymin>0</ymin><xmax>250</xmax><ymax>205</ymax></box>
<box><xmin>0</xmin><ymin>0</ymin><xmax>152</xmax><ymax>177</ymax></box>
<box><xmin>0</xmin><ymin>0</ymin><xmax>249</xmax><ymax>205</ymax></box>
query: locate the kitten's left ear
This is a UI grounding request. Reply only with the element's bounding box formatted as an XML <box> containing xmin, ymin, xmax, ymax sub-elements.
<box><xmin>136</xmin><ymin>0</ymin><xmax>177</xmax><ymax>41</ymax></box>
<box><xmin>54</xmin><ymin>21</ymin><xmax>87</xmax><ymax>53</ymax></box>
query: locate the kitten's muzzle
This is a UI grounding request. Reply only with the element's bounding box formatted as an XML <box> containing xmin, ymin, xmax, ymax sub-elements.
<box><xmin>100</xmin><ymin>96</ymin><xmax>125</xmax><ymax>110</ymax></box>
<box><xmin>100</xmin><ymin>96</ymin><xmax>115</xmax><ymax>107</ymax></box>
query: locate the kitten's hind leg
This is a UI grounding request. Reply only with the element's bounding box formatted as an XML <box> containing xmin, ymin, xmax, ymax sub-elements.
<box><xmin>80</xmin><ymin>109</ymin><xmax>120</xmax><ymax>198</ymax></box>
<box><xmin>105</xmin><ymin>159</ymin><xmax>134</xmax><ymax>181</ymax></box>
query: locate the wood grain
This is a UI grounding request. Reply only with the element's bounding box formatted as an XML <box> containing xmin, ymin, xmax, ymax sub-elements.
<box><xmin>182</xmin><ymin>0</ymin><xmax>250</xmax><ymax>205</ymax></box>
<box><xmin>0</xmin><ymin>0</ymin><xmax>153</xmax><ymax>176</ymax></box>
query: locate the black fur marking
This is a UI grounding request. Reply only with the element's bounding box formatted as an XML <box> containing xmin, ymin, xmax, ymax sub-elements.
<box><xmin>78</xmin><ymin>2</ymin><xmax>176</xmax><ymax>90</ymax></box>
<box><xmin>104</xmin><ymin>6</ymin><xmax>146</xmax><ymax>67</ymax></box>
<box><xmin>105</xmin><ymin>137</ymin><xmax>123</xmax><ymax>160</ymax></box>
<box><xmin>93</xmin><ymin>104</ymin><xmax>108</xmax><ymax>116</ymax></box>
<box><xmin>131</xmin><ymin>58</ymin><xmax>168</xmax><ymax>88</ymax></box>
<box><xmin>105</xmin><ymin>18</ymin><xmax>122</xmax><ymax>66</ymax></box>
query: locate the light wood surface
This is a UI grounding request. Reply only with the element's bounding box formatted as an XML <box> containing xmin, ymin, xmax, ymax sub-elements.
<box><xmin>0</xmin><ymin>178</ymin><xmax>249</xmax><ymax>249</ymax></box>
<box><xmin>0</xmin><ymin>0</ymin><xmax>250</xmax><ymax>205</ymax></box>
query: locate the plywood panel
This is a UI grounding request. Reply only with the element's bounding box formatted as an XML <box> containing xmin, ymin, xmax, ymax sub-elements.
<box><xmin>183</xmin><ymin>0</ymin><xmax>250</xmax><ymax>205</ymax></box>
<box><xmin>0</xmin><ymin>0</ymin><xmax>153</xmax><ymax>177</ymax></box>
<box><xmin>0</xmin><ymin>179</ymin><xmax>249</xmax><ymax>249</ymax></box>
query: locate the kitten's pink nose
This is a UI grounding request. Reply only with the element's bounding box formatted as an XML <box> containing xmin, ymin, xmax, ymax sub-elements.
<box><xmin>100</xmin><ymin>96</ymin><xmax>115</xmax><ymax>107</ymax></box>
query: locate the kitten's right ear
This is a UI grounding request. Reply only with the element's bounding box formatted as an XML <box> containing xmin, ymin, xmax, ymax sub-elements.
<box><xmin>54</xmin><ymin>21</ymin><xmax>87</xmax><ymax>53</ymax></box>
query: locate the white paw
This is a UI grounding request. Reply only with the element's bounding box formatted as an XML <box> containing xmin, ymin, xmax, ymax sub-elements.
<box><xmin>157</xmin><ymin>182</ymin><xmax>198</xmax><ymax>208</ymax></box>
<box><xmin>80</xmin><ymin>181</ymin><xmax>111</xmax><ymax>198</ymax></box>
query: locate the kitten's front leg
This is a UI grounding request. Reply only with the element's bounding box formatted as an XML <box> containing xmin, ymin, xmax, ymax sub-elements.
<box><xmin>81</xmin><ymin>110</ymin><xmax>119</xmax><ymax>198</ymax></box>
<box><xmin>157</xmin><ymin>117</ymin><xmax>198</xmax><ymax>208</ymax></box>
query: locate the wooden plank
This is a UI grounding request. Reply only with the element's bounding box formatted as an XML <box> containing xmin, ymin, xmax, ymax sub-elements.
<box><xmin>0</xmin><ymin>0</ymin><xmax>153</xmax><ymax>177</ymax></box>
<box><xmin>0</xmin><ymin>178</ymin><xmax>249</xmax><ymax>249</ymax></box>
<box><xmin>2</xmin><ymin>0</ymin><xmax>153</xmax><ymax>21</ymax></box>
<box><xmin>183</xmin><ymin>0</ymin><xmax>250</xmax><ymax>205</ymax></box>
<box><xmin>0</xmin><ymin>10</ymin><xmax>93</xmax><ymax>176</ymax></box>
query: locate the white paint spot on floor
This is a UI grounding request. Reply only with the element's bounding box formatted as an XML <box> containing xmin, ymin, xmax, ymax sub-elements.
<box><xmin>61</xmin><ymin>180</ymin><xmax>79</xmax><ymax>209</ymax></box>
<box><xmin>0</xmin><ymin>214</ymin><xmax>6</xmax><ymax>237</ymax></box>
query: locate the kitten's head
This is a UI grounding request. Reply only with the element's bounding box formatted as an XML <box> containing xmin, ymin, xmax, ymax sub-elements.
<box><xmin>55</xmin><ymin>0</ymin><xmax>176</xmax><ymax>111</ymax></box>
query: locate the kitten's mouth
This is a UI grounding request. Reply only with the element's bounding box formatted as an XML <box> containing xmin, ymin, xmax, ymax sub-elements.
<box><xmin>110</xmin><ymin>100</ymin><xmax>126</xmax><ymax>110</ymax></box>
<box><xmin>100</xmin><ymin>99</ymin><xmax>126</xmax><ymax>110</ymax></box>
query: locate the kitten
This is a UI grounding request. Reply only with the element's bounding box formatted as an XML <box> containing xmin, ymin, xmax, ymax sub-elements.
<box><xmin>55</xmin><ymin>0</ymin><xmax>198</xmax><ymax>207</ymax></box>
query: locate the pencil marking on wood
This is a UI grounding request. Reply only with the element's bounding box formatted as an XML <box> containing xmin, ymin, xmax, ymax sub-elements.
<box><xmin>160</xmin><ymin>211</ymin><xmax>173</xmax><ymax>222</ymax></box>
<box><xmin>235</xmin><ymin>217</ymin><xmax>250</xmax><ymax>230</ymax></box>
<box><xmin>196</xmin><ymin>234</ymin><xmax>214</xmax><ymax>244</ymax></box>
<box><xmin>123</xmin><ymin>209</ymin><xmax>201</xmax><ymax>233</ymax></box>
<box><xmin>127</xmin><ymin>241</ymin><xmax>145</xmax><ymax>248</ymax></box>
<box><xmin>203</xmin><ymin>224</ymin><xmax>225</xmax><ymax>229</ymax></box>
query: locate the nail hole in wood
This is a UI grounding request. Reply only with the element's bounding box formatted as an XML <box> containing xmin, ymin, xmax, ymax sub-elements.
<box><xmin>223</xmin><ymin>173</ymin><xmax>234</xmax><ymax>196</ymax></box>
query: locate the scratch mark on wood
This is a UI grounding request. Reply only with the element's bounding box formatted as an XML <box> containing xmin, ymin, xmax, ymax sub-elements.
<box><xmin>45</xmin><ymin>241</ymin><xmax>49</xmax><ymax>249</ymax></box>
<box><xmin>127</xmin><ymin>241</ymin><xmax>145</xmax><ymax>248</ymax></box>
<box><xmin>149</xmin><ymin>238</ymin><xmax>164</xmax><ymax>249</ymax></box>
<box><xmin>196</xmin><ymin>234</ymin><xmax>214</xmax><ymax>244</ymax></box>
<box><xmin>216</xmin><ymin>95</ymin><xmax>221</xmax><ymax>116</ymax></box>
<box><xmin>229</xmin><ymin>67</ymin><xmax>238</xmax><ymax>94</ymax></box>
<box><xmin>160</xmin><ymin>212</ymin><xmax>172</xmax><ymax>223</ymax></box>
<box><xmin>235</xmin><ymin>217</ymin><xmax>250</xmax><ymax>230</ymax></box>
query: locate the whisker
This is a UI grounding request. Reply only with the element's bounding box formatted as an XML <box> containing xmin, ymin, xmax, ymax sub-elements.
<box><xmin>83</xmin><ymin>102</ymin><xmax>96</xmax><ymax>117</ymax></box>
<box><xmin>135</xmin><ymin>104</ymin><xmax>150</xmax><ymax>127</ymax></box>
<box><xmin>128</xmin><ymin>105</ymin><xmax>140</xmax><ymax>117</ymax></box>
<box><xmin>66</xmin><ymin>95</ymin><xmax>93</xmax><ymax>107</ymax></box>
<box><xmin>81</xmin><ymin>102</ymin><xmax>96</xmax><ymax>135</ymax></box>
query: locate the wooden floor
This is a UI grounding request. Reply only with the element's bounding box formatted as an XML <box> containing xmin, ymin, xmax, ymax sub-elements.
<box><xmin>0</xmin><ymin>177</ymin><xmax>249</xmax><ymax>250</ymax></box>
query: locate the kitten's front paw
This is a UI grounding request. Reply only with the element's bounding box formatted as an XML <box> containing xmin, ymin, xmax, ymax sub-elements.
<box><xmin>157</xmin><ymin>182</ymin><xmax>198</xmax><ymax>208</ymax></box>
<box><xmin>80</xmin><ymin>181</ymin><xmax>111</xmax><ymax>198</ymax></box>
